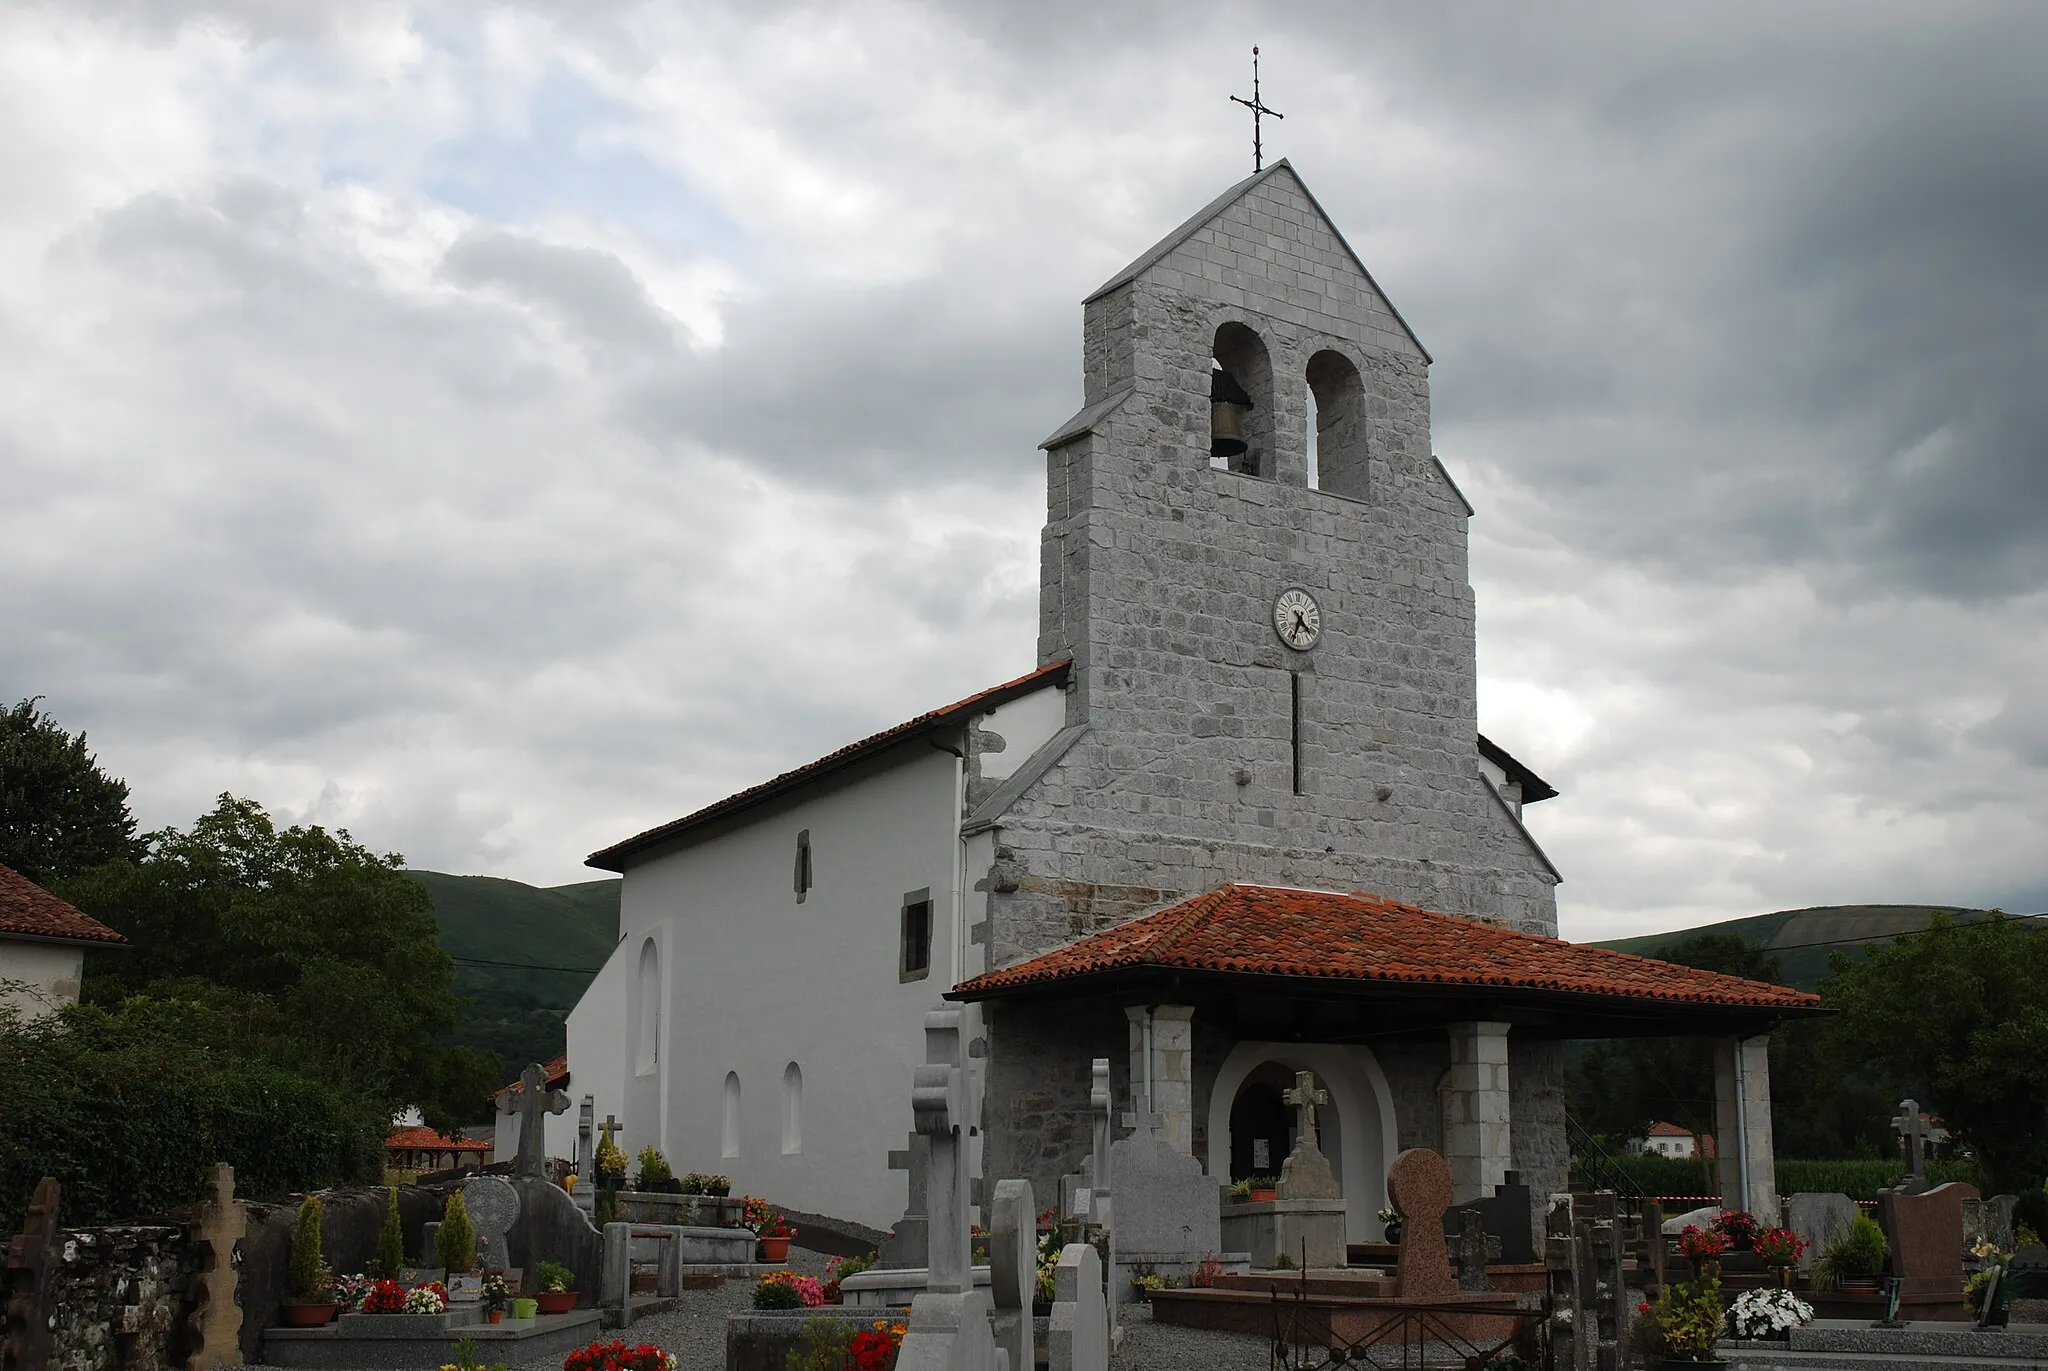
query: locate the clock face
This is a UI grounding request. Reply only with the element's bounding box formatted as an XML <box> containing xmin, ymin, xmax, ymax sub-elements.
<box><xmin>1273</xmin><ymin>588</ymin><xmax>1321</xmax><ymax>651</ymax></box>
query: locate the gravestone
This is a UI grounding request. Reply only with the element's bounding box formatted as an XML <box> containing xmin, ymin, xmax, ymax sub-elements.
<box><xmin>988</xmin><ymin>1180</ymin><xmax>1035</xmax><ymax>1371</ymax></box>
<box><xmin>1890</xmin><ymin>1099</ymin><xmax>1947</xmax><ymax>1195</ymax></box>
<box><xmin>1088</xmin><ymin>1057</ymin><xmax>1113</xmax><ymax>1229</ymax></box>
<box><xmin>1964</xmin><ymin>1194</ymin><xmax>2018</xmax><ymax>1258</ymax></box>
<box><xmin>1442</xmin><ymin>1170</ymin><xmax>1533</xmax><ymax>1266</ymax></box>
<box><xmin>1106</xmin><ymin>1115</ymin><xmax>1221</xmax><ymax>1276</ymax></box>
<box><xmin>879</xmin><ymin>1134</ymin><xmax>931</xmax><ymax>1269</ymax></box>
<box><xmin>1877</xmin><ymin>1180</ymin><xmax>1977</xmax><ymax>1317</ymax></box>
<box><xmin>1276</xmin><ymin>1071</ymin><xmax>1339</xmax><ymax>1200</ymax></box>
<box><xmin>1387</xmin><ymin>1148</ymin><xmax>1455</xmax><ymax>1299</ymax></box>
<box><xmin>462</xmin><ymin>1175</ymin><xmax>521</xmax><ymax>1271</ymax></box>
<box><xmin>497</xmin><ymin>1062</ymin><xmax>572</xmax><ymax>1179</ymax></box>
<box><xmin>2001</xmin><ymin>1244</ymin><xmax>2048</xmax><ymax>1326</ymax></box>
<box><xmin>1048</xmin><ymin>1244</ymin><xmax>1107</xmax><ymax>1371</ymax></box>
<box><xmin>893</xmin><ymin>1007</ymin><xmax>1001</xmax><ymax>1371</ymax></box>
<box><xmin>186</xmin><ymin>1163</ymin><xmax>245</xmax><ymax>1371</ymax></box>
<box><xmin>1785</xmin><ymin>1193</ymin><xmax>1857</xmax><ymax>1274</ymax></box>
<box><xmin>1454</xmin><ymin>1208</ymin><xmax>1500</xmax><ymax>1292</ymax></box>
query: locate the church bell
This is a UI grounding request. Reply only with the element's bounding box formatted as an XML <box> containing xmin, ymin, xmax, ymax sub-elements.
<box><xmin>1210</xmin><ymin>365</ymin><xmax>1253</xmax><ymax>460</ymax></box>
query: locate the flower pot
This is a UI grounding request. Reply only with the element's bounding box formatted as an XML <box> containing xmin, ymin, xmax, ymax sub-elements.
<box><xmin>1249</xmin><ymin>1189</ymin><xmax>1278</xmax><ymax>1203</ymax></box>
<box><xmin>533</xmin><ymin>1290</ymin><xmax>577</xmax><ymax>1315</ymax></box>
<box><xmin>511</xmin><ymin>1299</ymin><xmax>538</xmax><ymax>1320</ymax></box>
<box><xmin>1775</xmin><ymin>1266</ymin><xmax>1794</xmax><ymax>1290</ymax></box>
<box><xmin>758</xmin><ymin>1236</ymin><xmax>793</xmax><ymax>1263</ymax></box>
<box><xmin>1383</xmin><ymin>1221</ymin><xmax>1402</xmax><ymax>1246</ymax></box>
<box><xmin>280</xmin><ymin>1303</ymin><xmax>337</xmax><ymax>1327</ymax></box>
<box><xmin>1839</xmin><ymin>1275</ymin><xmax>1880</xmax><ymax>1293</ymax></box>
<box><xmin>487</xmin><ymin>1309</ymin><xmax>504</xmax><ymax>1325</ymax></box>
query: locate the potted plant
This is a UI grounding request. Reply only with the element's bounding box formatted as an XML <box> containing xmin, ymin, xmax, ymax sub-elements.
<box><xmin>1677</xmin><ymin>1223</ymin><xmax>1732</xmax><ymax>1283</ymax></box>
<box><xmin>1246</xmin><ymin>1175</ymin><xmax>1278</xmax><ymax>1203</ymax></box>
<box><xmin>281</xmin><ymin>1195</ymin><xmax>339</xmax><ymax>1326</ymax></box>
<box><xmin>533</xmin><ymin>1260</ymin><xmax>578</xmax><ymax>1315</ymax></box>
<box><xmin>1711</xmin><ymin>1209</ymin><xmax>1762</xmax><ymax>1253</ymax></box>
<box><xmin>634</xmin><ymin>1146</ymin><xmax>677</xmax><ymax>1193</ymax></box>
<box><xmin>1814</xmin><ymin>1214</ymin><xmax>1888</xmax><ymax>1293</ymax></box>
<box><xmin>703</xmin><ymin>1174</ymin><xmax>732</xmax><ymax>1198</ymax></box>
<box><xmin>1752</xmin><ymin>1227</ymin><xmax>1808</xmax><ymax>1288</ymax></box>
<box><xmin>1228</xmin><ymin>1179</ymin><xmax>1253</xmax><ymax>1203</ymax></box>
<box><xmin>438</xmin><ymin>1191</ymin><xmax>477</xmax><ymax>1278</ymax></box>
<box><xmin>361</xmin><ymin>1279</ymin><xmax>407</xmax><ymax>1314</ymax></box>
<box><xmin>1132</xmin><ymin>1271</ymin><xmax>1169</xmax><ymax>1301</ymax></box>
<box><xmin>822</xmin><ymin>1250</ymin><xmax>876</xmax><ymax>1304</ymax></box>
<box><xmin>481</xmin><ymin>1274</ymin><xmax>510</xmax><ymax>1324</ymax></box>
<box><xmin>403</xmin><ymin>1282</ymin><xmax>448</xmax><ymax>1314</ymax></box>
<box><xmin>1376</xmin><ymin>1206</ymin><xmax>1402</xmax><ymax>1246</ymax></box>
<box><xmin>753</xmin><ymin>1206</ymin><xmax>798</xmax><ymax>1263</ymax></box>
<box><xmin>1630</xmin><ymin>1275</ymin><xmax>1725</xmax><ymax>1366</ymax></box>
<box><xmin>1728</xmin><ymin>1287</ymin><xmax>1814</xmax><ymax>1341</ymax></box>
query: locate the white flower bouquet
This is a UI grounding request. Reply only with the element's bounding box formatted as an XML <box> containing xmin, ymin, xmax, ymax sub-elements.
<box><xmin>1728</xmin><ymin>1286</ymin><xmax>1813</xmax><ymax>1339</ymax></box>
<box><xmin>404</xmin><ymin>1283</ymin><xmax>449</xmax><ymax>1315</ymax></box>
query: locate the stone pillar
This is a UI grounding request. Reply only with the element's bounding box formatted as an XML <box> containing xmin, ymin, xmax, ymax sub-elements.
<box><xmin>1125</xmin><ymin>1005</ymin><xmax>1195</xmax><ymax>1155</ymax></box>
<box><xmin>1712</xmin><ymin>1034</ymin><xmax>1778</xmax><ymax>1224</ymax></box>
<box><xmin>1444</xmin><ymin>1021</ymin><xmax>1512</xmax><ymax>1204</ymax></box>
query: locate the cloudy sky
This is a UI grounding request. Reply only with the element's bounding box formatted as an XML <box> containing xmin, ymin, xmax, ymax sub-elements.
<box><xmin>4</xmin><ymin>1</ymin><xmax>2044</xmax><ymax>941</ymax></box>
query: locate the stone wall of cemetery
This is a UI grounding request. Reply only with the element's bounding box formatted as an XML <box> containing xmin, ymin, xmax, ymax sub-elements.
<box><xmin>39</xmin><ymin>1226</ymin><xmax>198</xmax><ymax>1371</ymax></box>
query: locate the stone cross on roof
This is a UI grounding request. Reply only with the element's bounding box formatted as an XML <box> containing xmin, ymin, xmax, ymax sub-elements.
<box><xmin>1283</xmin><ymin>1070</ymin><xmax>1328</xmax><ymax>1149</ymax></box>
<box><xmin>496</xmin><ymin>1062</ymin><xmax>571</xmax><ymax>1179</ymax></box>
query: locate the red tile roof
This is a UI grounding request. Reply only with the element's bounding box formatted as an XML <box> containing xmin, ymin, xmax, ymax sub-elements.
<box><xmin>386</xmin><ymin>1125</ymin><xmax>490</xmax><ymax>1153</ymax></box>
<box><xmin>499</xmin><ymin>1053</ymin><xmax>569</xmax><ymax>1094</ymax></box>
<box><xmin>951</xmin><ymin>883</ymin><xmax>1821</xmax><ymax>1012</ymax></box>
<box><xmin>1647</xmin><ymin>1121</ymin><xmax>1694</xmax><ymax>1138</ymax></box>
<box><xmin>0</xmin><ymin>862</ymin><xmax>128</xmax><ymax>946</ymax></box>
<box><xmin>587</xmin><ymin>660</ymin><xmax>1072</xmax><ymax>871</ymax></box>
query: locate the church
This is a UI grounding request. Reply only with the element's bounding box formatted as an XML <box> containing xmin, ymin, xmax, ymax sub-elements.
<box><xmin>555</xmin><ymin>160</ymin><xmax>1817</xmax><ymax>1242</ymax></box>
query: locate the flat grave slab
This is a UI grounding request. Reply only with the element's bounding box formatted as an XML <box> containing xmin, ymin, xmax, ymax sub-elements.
<box><xmin>264</xmin><ymin>1309</ymin><xmax>601</xmax><ymax>1369</ymax></box>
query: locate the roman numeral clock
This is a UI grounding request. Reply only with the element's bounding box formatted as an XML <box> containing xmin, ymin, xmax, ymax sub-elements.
<box><xmin>1273</xmin><ymin>587</ymin><xmax>1321</xmax><ymax>651</ymax></box>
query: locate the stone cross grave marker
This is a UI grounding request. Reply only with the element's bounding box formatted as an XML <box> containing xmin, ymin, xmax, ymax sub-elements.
<box><xmin>1891</xmin><ymin>1099</ymin><xmax>1947</xmax><ymax>1192</ymax></box>
<box><xmin>989</xmin><ymin>1179</ymin><xmax>1036</xmax><ymax>1371</ymax></box>
<box><xmin>911</xmin><ymin>1007</ymin><xmax>969</xmax><ymax>1294</ymax></box>
<box><xmin>1089</xmin><ymin>1057</ymin><xmax>1113</xmax><ymax>1225</ymax></box>
<box><xmin>497</xmin><ymin>1062</ymin><xmax>571</xmax><ymax>1179</ymax></box>
<box><xmin>879</xmin><ymin>1133</ymin><xmax>931</xmax><ymax>1269</ymax></box>
<box><xmin>462</xmin><ymin>1175</ymin><xmax>521</xmax><ymax>1271</ymax></box>
<box><xmin>1454</xmin><ymin>1208</ymin><xmax>1501</xmax><ymax>1292</ymax></box>
<box><xmin>1388</xmin><ymin>1148</ymin><xmax>1456</xmax><ymax>1299</ymax></box>
<box><xmin>1277</xmin><ymin>1070</ymin><xmax>1340</xmax><ymax>1201</ymax></box>
<box><xmin>186</xmin><ymin>1163</ymin><xmax>245</xmax><ymax>1371</ymax></box>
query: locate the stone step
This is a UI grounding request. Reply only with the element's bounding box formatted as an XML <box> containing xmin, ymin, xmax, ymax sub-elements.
<box><xmin>1722</xmin><ymin>1350</ymin><xmax>2048</xmax><ymax>1370</ymax></box>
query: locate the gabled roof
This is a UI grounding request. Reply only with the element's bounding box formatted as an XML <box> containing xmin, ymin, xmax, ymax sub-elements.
<box><xmin>950</xmin><ymin>884</ymin><xmax>1821</xmax><ymax>1019</ymax></box>
<box><xmin>0</xmin><ymin>862</ymin><xmax>127</xmax><ymax>947</ymax></box>
<box><xmin>1647</xmin><ymin>1121</ymin><xmax>1694</xmax><ymax>1138</ymax></box>
<box><xmin>1083</xmin><ymin>159</ymin><xmax>1431</xmax><ymax>362</ymax></box>
<box><xmin>588</xmin><ymin>660</ymin><xmax>1072</xmax><ymax>871</ymax></box>
<box><xmin>386</xmin><ymin>1125</ymin><xmax>490</xmax><ymax>1153</ymax></box>
<box><xmin>499</xmin><ymin>1053</ymin><xmax>569</xmax><ymax>1095</ymax></box>
<box><xmin>1478</xmin><ymin>734</ymin><xmax>1558</xmax><ymax>804</ymax></box>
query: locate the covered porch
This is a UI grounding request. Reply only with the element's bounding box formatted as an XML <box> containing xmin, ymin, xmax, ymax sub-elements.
<box><xmin>954</xmin><ymin>884</ymin><xmax>1824</xmax><ymax>1245</ymax></box>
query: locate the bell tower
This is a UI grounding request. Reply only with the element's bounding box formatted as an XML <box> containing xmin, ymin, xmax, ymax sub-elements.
<box><xmin>1005</xmin><ymin>160</ymin><xmax>1559</xmax><ymax>952</ymax></box>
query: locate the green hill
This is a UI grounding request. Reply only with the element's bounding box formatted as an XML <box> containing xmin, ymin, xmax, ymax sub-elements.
<box><xmin>405</xmin><ymin>870</ymin><xmax>621</xmax><ymax>1109</ymax></box>
<box><xmin>1595</xmin><ymin>904</ymin><xmax>1994</xmax><ymax>991</ymax></box>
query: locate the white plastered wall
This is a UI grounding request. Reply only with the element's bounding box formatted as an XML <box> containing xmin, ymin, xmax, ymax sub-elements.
<box><xmin>0</xmin><ymin>940</ymin><xmax>84</xmax><ymax>1020</ymax></box>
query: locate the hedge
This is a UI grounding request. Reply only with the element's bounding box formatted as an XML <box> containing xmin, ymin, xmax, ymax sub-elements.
<box><xmin>0</xmin><ymin>1009</ymin><xmax>384</xmax><ymax>1230</ymax></box>
<box><xmin>1578</xmin><ymin>1153</ymin><xmax>1990</xmax><ymax>1204</ymax></box>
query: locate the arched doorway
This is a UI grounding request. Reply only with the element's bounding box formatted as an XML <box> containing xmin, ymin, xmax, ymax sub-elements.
<box><xmin>1228</xmin><ymin>1076</ymin><xmax>1292</xmax><ymax>1180</ymax></box>
<box><xmin>1206</xmin><ymin>1041</ymin><xmax>1399</xmax><ymax>1244</ymax></box>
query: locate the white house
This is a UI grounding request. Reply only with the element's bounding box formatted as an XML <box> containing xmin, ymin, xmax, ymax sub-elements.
<box><xmin>1630</xmin><ymin>1122</ymin><xmax>1708</xmax><ymax>1159</ymax></box>
<box><xmin>564</xmin><ymin>161</ymin><xmax>1820</xmax><ymax>1239</ymax></box>
<box><xmin>0</xmin><ymin>861</ymin><xmax>126</xmax><ymax>1020</ymax></box>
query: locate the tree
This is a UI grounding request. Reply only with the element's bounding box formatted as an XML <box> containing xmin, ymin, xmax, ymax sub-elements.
<box><xmin>0</xmin><ymin>697</ymin><xmax>139</xmax><ymax>884</ymax></box>
<box><xmin>1823</xmin><ymin>912</ymin><xmax>2048</xmax><ymax>1191</ymax></box>
<box><xmin>62</xmin><ymin>793</ymin><xmax>497</xmax><ymax>1134</ymax></box>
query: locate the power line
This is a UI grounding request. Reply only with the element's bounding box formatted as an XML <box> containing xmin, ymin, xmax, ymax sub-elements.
<box><xmin>450</xmin><ymin>955</ymin><xmax>605</xmax><ymax>974</ymax></box>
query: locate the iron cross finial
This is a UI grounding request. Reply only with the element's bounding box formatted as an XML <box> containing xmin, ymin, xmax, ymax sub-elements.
<box><xmin>1230</xmin><ymin>46</ymin><xmax>1284</xmax><ymax>172</ymax></box>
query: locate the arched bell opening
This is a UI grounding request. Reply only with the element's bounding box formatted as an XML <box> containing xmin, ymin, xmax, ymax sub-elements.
<box><xmin>1211</xmin><ymin>322</ymin><xmax>1274</xmax><ymax>477</ymax></box>
<box><xmin>1306</xmin><ymin>349</ymin><xmax>1369</xmax><ymax>500</ymax></box>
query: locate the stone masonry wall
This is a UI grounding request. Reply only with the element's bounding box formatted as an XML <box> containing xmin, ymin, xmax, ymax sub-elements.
<box><xmin>1509</xmin><ymin>1038</ymin><xmax>1570</xmax><ymax>1218</ymax></box>
<box><xmin>1012</xmin><ymin>163</ymin><xmax>1557</xmax><ymax>962</ymax></box>
<box><xmin>43</xmin><ymin>1227</ymin><xmax>198</xmax><ymax>1371</ymax></box>
<box><xmin>980</xmin><ymin>1000</ymin><xmax>1130</xmax><ymax>1209</ymax></box>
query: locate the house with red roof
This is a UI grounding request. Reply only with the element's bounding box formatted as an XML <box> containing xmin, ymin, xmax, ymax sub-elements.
<box><xmin>1629</xmin><ymin>1121</ymin><xmax>1712</xmax><ymax>1160</ymax></box>
<box><xmin>564</xmin><ymin>162</ymin><xmax>1820</xmax><ymax>1242</ymax></box>
<box><xmin>0</xmin><ymin>861</ymin><xmax>126</xmax><ymax>1020</ymax></box>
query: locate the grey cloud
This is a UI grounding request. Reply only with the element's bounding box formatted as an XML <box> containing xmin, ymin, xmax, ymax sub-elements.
<box><xmin>441</xmin><ymin>229</ymin><xmax>679</xmax><ymax>354</ymax></box>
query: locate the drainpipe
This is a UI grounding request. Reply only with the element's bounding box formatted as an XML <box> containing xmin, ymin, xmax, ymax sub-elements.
<box><xmin>1142</xmin><ymin>1007</ymin><xmax>1156</xmax><ymax>1119</ymax></box>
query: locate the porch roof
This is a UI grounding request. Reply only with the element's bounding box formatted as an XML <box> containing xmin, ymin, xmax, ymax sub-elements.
<box><xmin>948</xmin><ymin>884</ymin><xmax>1823</xmax><ymax>1038</ymax></box>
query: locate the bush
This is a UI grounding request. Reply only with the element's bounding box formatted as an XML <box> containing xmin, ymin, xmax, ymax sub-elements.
<box><xmin>634</xmin><ymin>1146</ymin><xmax>671</xmax><ymax>1190</ymax></box>
<box><xmin>372</xmin><ymin>1186</ymin><xmax>406</xmax><ymax>1279</ymax></box>
<box><xmin>438</xmin><ymin>1190</ymin><xmax>477</xmax><ymax>1274</ymax></box>
<box><xmin>1815</xmin><ymin>1214</ymin><xmax>1889</xmax><ymax>1287</ymax></box>
<box><xmin>753</xmin><ymin>1277</ymin><xmax>802</xmax><ymax>1311</ymax></box>
<box><xmin>784</xmin><ymin>1316</ymin><xmax>854</xmax><ymax>1371</ymax></box>
<box><xmin>286</xmin><ymin>1194</ymin><xmax>333</xmax><ymax>1302</ymax></box>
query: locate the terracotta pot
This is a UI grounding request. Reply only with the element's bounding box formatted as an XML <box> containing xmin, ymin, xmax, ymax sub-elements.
<box><xmin>1250</xmin><ymin>1189</ymin><xmax>1278</xmax><ymax>1203</ymax></box>
<box><xmin>759</xmin><ymin>1235</ymin><xmax>793</xmax><ymax>1263</ymax></box>
<box><xmin>280</xmin><ymin>1303</ymin><xmax>337</xmax><ymax>1327</ymax></box>
<box><xmin>533</xmin><ymin>1290</ymin><xmax>577</xmax><ymax>1315</ymax></box>
<box><xmin>487</xmin><ymin>1309</ymin><xmax>504</xmax><ymax>1324</ymax></box>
